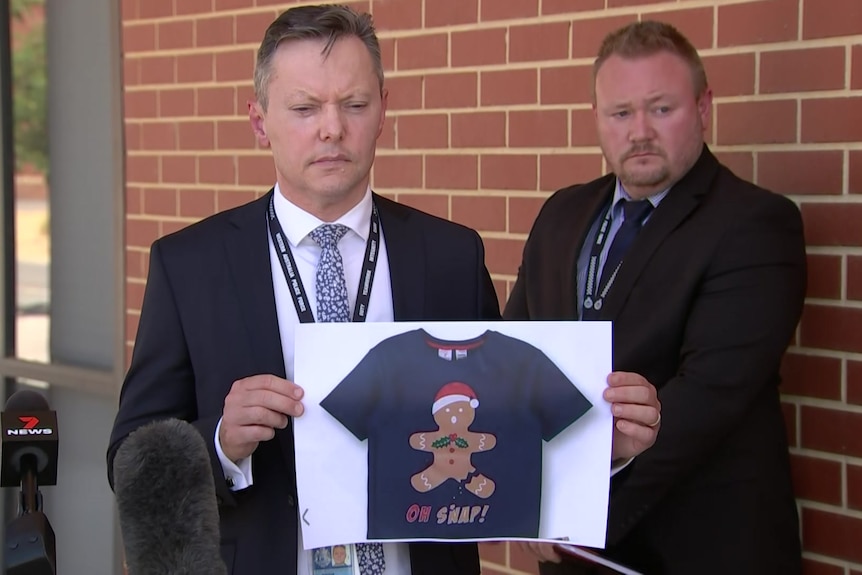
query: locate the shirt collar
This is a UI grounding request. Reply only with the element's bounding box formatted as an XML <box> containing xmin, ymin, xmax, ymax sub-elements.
<box><xmin>272</xmin><ymin>184</ymin><xmax>373</xmax><ymax>247</ymax></box>
<box><xmin>611</xmin><ymin>179</ymin><xmax>671</xmax><ymax>219</ymax></box>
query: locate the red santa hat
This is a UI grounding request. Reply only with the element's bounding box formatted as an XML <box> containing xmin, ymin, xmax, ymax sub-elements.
<box><xmin>432</xmin><ymin>382</ymin><xmax>479</xmax><ymax>414</ymax></box>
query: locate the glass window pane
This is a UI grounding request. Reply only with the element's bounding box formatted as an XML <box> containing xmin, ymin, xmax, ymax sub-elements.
<box><xmin>11</xmin><ymin>0</ymin><xmax>49</xmax><ymax>363</ymax></box>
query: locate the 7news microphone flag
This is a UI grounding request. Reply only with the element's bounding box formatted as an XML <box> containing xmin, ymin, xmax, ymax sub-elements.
<box><xmin>1</xmin><ymin>388</ymin><xmax>59</xmax><ymax>575</ymax></box>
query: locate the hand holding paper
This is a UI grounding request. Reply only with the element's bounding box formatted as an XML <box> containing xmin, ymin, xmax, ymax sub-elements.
<box><xmin>605</xmin><ymin>372</ymin><xmax>661</xmax><ymax>462</ymax></box>
<box><xmin>219</xmin><ymin>374</ymin><xmax>304</xmax><ymax>462</ymax></box>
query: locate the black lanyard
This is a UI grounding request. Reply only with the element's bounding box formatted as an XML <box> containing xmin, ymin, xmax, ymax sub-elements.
<box><xmin>582</xmin><ymin>203</ymin><xmax>618</xmax><ymax>314</ymax></box>
<box><xmin>266</xmin><ymin>194</ymin><xmax>381</xmax><ymax>323</ymax></box>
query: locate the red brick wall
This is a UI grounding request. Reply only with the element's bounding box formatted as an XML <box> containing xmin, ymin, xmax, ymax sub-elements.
<box><xmin>121</xmin><ymin>1</ymin><xmax>862</xmax><ymax>573</ymax></box>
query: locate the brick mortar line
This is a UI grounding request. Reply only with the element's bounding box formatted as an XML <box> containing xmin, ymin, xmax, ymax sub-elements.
<box><xmin>125</xmin><ymin>147</ymin><xmax>860</xmax><ymax>159</ymax></box>
<box><xmin>395</xmin><ymin>190</ymin><xmax>536</xmax><ymax>197</ymax></box>
<box><xmin>124</xmin><ymin>69</ymin><xmax>858</xmax><ymax>105</ymax></box>
<box><xmin>126</xmin><ymin>214</ymin><xmax>206</xmax><ymax>222</ymax></box>
<box><xmin>124</xmin><ymin>0</ymin><xmax>801</xmax><ymax>39</ymax></box>
<box><xmin>718</xmin><ymin>90</ymin><xmax>862</xmax><ymax>101</ymax></box>
<box><xmin>803</xmin><ymin>247</ymin><xmax>862</xmax><ymax>256</ymax></box>
<box><xmin>802</xmin><ymin>551</ymin><xmax>862</xmax><ymax>570</ymax></box>
<box><xmin>124</xmin><ymin>81</ymin><xmax>253</xmax><ymax>90</ymax></box>
<box><xmin>126</xmin><ymin>185</ymin><xmax>265</xmax><ymax>193</ymax></box>
<box><xmin>127</xmin><ymin>150</ymin><xmax>266</xmax><ymax>156</ymax></box>
<box><xmin>123</xmin><ymin>34</ymin><xmax>862</xmax><ymax>79</ymax></box>
<box><xmin>476</xmin><ymin>561</ymin><xmax>531</xmax><ymax>575</ymax></box>
<box><xmin>781</xmin><ymin>395</ymin><xmax>862</xmax><ymax>414</ymax></box>
<box><xmin>797</xmin><ymin>0</ymin><xmax>805</xmax><ymax>43</ymax></box>
<box><xmin>124</xmin><ymin>187</ymin><xmax>857</xmax><ymax>201</ymax></box>
<box><xmin>121</xmin><ymin>32</ymin><xmax>861</xmax><ymax>60</ymax></box>
<box><xmin>124</xmin><ymin>44</ymin><xmax>261</xmax><ymax>57</ymax></box>
<box><xmin>786</xmin><ymin>447</ymin><xmax>862</xmax><ymax>466</ymax></box>
<box><xmin>804</xmin><ymin>297</ymin><xmax>862</xmax><ymax>308</ymax></box>
<box><xmin>125</xmin><ymin>116</ymin><xmax>251</xmax><ymax>122</ymax></box>
<box><xmin>124</xmin><ymin>143</ymin><xmax>862</xmax><ymax>156</ymax></box>
<box><xmin>480</xmin><ymin>231</ymin><xmax>528</xmax><ymax>240</ymax></box>
<box><xmin>127</xmin><ymin>185</ymin><xmax>556</xmax><ymax>201</ymax></box>
<box><xmin>842</xmin><ymin>238</ymin><xmax>850</xmax><ymax>303</ymax></box>
<box><xmin>797</xmin><ymin>499</ymin><xmax>862</xmax><ymax>520</ymax></box>
<box><xmin>133</xmin><ymin>148</ymin><xmax>604</xmax><ymax>156</ymax></box>
<box><xmin>126</xmin><ymin>6</ymin><xmax>281</xmax><ymax>23</ymax></box>
<box><xmin>785</xmin><ymin>345</ymin><xmax>862</xmax><ymax>361</ymax></box>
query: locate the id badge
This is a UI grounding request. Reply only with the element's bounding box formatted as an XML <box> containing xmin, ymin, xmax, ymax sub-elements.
<box><xmin>310</xmin><ymin>543</ymin><xmax>359</xmax><ymax>575</ymax></box>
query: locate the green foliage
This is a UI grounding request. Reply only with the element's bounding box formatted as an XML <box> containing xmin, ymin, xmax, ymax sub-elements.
<box><xmin>11</xmin><ymin>0</ymin><xmax>48</xmax><ymax>174</ymax></box>
<box><xmin>10</xmin><ymin>0</ymin><xmax>42</xmax><ymax>19</ymax></box>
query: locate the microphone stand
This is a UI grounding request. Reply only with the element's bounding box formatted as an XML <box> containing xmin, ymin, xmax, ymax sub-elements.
<box><xmin>4</xmin><ymin>455</ymin><xmax>56</xmax><ymax>575</ymax></box>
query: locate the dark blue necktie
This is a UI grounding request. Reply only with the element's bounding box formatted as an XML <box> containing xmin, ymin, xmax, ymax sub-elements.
<box><xmin>583</xmin><ymin>200</ymin><xmax>653</xmax><ymax>320</ymax></box>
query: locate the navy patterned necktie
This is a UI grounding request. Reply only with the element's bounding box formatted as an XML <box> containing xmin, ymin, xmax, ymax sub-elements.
<box><xmin>309</xmin><ymin>223</ymin><xmax>385</xmax><ymax>573</ymax></box>
<box><xmin>309</xmin><ymin>224</ymin><xmax>351</xmax><ymax>323</ymax></box>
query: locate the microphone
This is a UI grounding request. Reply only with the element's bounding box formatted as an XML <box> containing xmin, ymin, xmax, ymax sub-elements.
<box><xmin>0</xmin><ymin>388</ymin><xmax>59</xmax><ymax>575</ymax></box>
<box><xmin>112</xmin><ymin>419</ymin><xmax>227</xmax><ymax>575</ymax></box>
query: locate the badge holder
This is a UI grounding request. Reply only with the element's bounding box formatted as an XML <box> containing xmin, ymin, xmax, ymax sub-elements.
<box><xmin>310</xmin><ymin>543</ymin><xmax>360</xmax><ymax>575</ymax></box>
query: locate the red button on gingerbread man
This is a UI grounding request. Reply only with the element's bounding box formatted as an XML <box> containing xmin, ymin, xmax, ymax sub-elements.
<box><xmin>409</xmin><ymin>382</ymin><xmax>497</xmax><ymax>498</ymax></box>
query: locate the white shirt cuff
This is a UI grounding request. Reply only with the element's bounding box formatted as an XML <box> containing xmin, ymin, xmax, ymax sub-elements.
<box><xmin>214</xmin><ymin>417</ymin><xmax>254</xmax><ymax>490</ymax></box>
<box><xmin>610</xmin><ymin>457</ymin><xmax>634</xmax><ymax>476</ymax></box>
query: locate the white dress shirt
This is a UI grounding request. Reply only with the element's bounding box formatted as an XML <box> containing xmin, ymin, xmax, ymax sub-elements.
<box><xmin>214</xmin><ymin>184</ymin><xmax>410</xmax><ymax>574</ymax></box>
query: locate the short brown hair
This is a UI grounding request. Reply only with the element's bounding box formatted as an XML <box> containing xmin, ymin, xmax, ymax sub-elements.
<box><xmin>253</xmin><ymin>4</ymin><xmax>383</xmax><ymax>110</ymax></box>
<box><xmin>592</xmin><ymin>21</ymin><xmax>708</xmax><ymax>100</ymax></box>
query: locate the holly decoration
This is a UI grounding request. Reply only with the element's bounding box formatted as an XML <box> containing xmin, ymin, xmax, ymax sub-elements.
<box><xmin>432</xmin><ymin>433</ymin><xmax>469</xmax><ymax>449</ymax></box>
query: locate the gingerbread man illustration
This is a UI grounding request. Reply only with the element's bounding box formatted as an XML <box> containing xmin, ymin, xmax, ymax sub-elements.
<box><xmin>409</xmin><ymin>382</ymin><xmax>497</xmax><ymax>498</ymax></box>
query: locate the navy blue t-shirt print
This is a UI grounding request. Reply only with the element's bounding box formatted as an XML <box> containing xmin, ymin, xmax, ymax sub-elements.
<box><xmin>320</xmin><ymin>329</ymin><xmax>592</xmax><ymax>539</ymax></box>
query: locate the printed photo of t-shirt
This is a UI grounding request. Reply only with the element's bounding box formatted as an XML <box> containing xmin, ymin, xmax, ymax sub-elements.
<box><xmin>320</xmin><ymin>329</ymin><xmax>592</xmax><ymax>539</ymax></box>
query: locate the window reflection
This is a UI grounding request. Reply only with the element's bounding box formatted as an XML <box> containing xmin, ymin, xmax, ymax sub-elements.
<box><xmin>11</xmin><ymin>0</ymin><xmax>49</xmax><ymax>363</ymax></box>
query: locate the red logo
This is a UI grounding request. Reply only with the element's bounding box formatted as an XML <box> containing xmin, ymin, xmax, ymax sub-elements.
<box><xmin>18</xmin><ymin>416</ymin><xmax>39</xmax><ymax>429</ymax></box>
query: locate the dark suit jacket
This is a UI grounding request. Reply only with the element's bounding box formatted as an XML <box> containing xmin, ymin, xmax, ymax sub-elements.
<box><xmin>108</xmin><ymin>191</ymin><xmax>500</xmax><ymax>575</ymax></box>
<box><xmin>505</xmin><ymin>148</ymin><xmax>806</xmax><ymax>575</ymax></box>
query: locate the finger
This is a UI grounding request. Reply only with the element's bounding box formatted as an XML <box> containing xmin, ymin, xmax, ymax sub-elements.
<box><xmin>236</xmin><ymin>388</ymin><xmax>304</xmax><ymax>417</ymax></box>
<box><xmin>235</xmin><ymin>374</ymin><xmax>304</xmax><ymax>400</ymax></box>
<box><xmin>219</xmin><ymin>423</ymin><xmax>279</xmax><ymax>461</ymax></box>
<box><xmin>616</xmin><ymin>418</ymin><xmax>659</xmax><ymax>443</ymax></box>
<box><xmin>606</xmin><ymin>371</ymin><xmax>648</xmax><ymax>387</ymax></box>
<box><xmin>225</xmin><ymin>404</ymin><xmax>293</xmax><ymax>429</ymax></box>
<box><xmin>612</xmin><ymin>403</ymin><xmax>660</xmax><ymax>427</ymax></box>
<box><xmin>224</xmin><ymin>423</ymin><xmax>278</xmax><ymax>446</ymax></box>
<box><xmin>603</xmin><ymin>384</ymin><xmax>652</xmax><ymax>405</ymax></box>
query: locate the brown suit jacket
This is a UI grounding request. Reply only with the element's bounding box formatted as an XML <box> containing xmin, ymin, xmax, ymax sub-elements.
<box><xmin>505</xmin><ymin>147</ymin><xmax>805</xmax><ymax>575</ymax></box>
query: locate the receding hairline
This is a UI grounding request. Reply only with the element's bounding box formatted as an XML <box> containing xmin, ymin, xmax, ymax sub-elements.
<box><xmin>253</xmin><ymin>5</ymin><xmax>384</xmax><ymax>110</ymax></box>
<box><xmin>591</xmin><ymin>21</ymin><xmax>709</xmax><ymax>101</ymax></box>
<box><xmin>592</xmin><ymin>50</ymin><xmax>707</xmax><ymax>100</ymax></box>
<box><xmin>257</xmin><ymin>36</ymin><xmax>384</xmax><ymax>105</ymax></box>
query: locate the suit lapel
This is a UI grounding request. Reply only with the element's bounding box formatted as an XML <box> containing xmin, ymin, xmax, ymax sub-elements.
<box><xmin>223</xmin><ymin>190</ymin><xmax>298</xmax><ymax>474</ymax></box>
<box><xmin>374</xmin><ymin>193</ymin><xmax>426</xmax><ymax>321</ymax></box>
<box><xmin>223</xmin><ymin>190</ymin><xmax>286</xmax><ymax>377</ymax></box>
<box><xmin>601</xmin><ymin>148</ymin><xmax>720</xmax><ymax>320</ymax></box>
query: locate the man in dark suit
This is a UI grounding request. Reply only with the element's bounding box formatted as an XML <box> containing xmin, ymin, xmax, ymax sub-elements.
<box><xmin>108</xmin><ymin>6</ymin><xmax>661</xmax><ymax>575</ymax></box>
<box><xmin>507</xmin><ymin>21</ymin><xmax>806</xmax><ymax>575</ymax></box>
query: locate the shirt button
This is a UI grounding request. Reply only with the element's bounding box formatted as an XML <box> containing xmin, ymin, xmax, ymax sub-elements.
<box><xmin>226</xmin><ymin>476</ymin><xmax>235</xmax><ymax>488</ymax></box>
